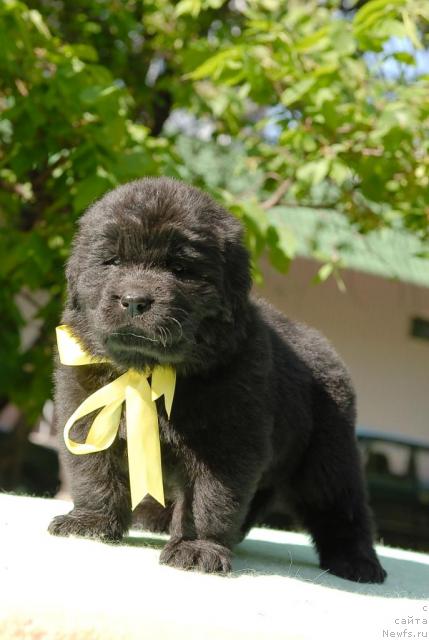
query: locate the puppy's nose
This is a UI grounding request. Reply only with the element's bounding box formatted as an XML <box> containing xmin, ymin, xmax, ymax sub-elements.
<box><xmin>120</xmin><ymin>294</ymin><xmax>154</xmax><ymax>317</ymax></box>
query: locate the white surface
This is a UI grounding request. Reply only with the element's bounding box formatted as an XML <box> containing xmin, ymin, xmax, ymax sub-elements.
<box><xmin>0</xmin><ymin>494</ymin><xmax>428</xmax><ymax>639</ymax></box>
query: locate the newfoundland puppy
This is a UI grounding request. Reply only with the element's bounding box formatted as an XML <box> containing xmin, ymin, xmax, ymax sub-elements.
<box><xmin>49</xmin><ymin>177</ymin><xmax>386</xmax><ymax>582</ymax></box>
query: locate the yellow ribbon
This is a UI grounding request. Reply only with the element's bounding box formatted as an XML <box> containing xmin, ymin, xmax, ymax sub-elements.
<box><xmin>56</xmin><ymin>325</ymin><xmax>176</xmax><ymax>510</ymax></box>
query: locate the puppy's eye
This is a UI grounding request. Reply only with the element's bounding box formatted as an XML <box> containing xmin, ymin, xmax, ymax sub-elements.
<box><xmin>103</xmin><ymin>256</ymin><xmax>121</xmax><ymax>266</ymax></box>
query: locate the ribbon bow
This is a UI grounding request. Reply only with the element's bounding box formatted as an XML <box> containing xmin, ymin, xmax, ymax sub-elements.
<box><xmin>56</xmin><ymin>325</ymin><xmax>176</xmax><ymax>510</ymax></box>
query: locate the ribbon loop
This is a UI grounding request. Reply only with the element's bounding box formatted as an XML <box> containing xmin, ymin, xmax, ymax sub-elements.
<box><xmin>56</xmin><ymin>325</ymin><xmax>175</xmax><ymax>509</ymax></box>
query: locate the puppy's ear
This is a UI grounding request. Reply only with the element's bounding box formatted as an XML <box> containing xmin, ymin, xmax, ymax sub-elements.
<box><xmin>223</xmin><ymin>232</ymin><xmax>252</xmax><ymax>318</ymax></box>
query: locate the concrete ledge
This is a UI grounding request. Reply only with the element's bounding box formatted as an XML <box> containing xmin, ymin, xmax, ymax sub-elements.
<box><xmin>1</xmin><ymin>494</ymin><xmax>428</xmax><ymax>639</ymax></box>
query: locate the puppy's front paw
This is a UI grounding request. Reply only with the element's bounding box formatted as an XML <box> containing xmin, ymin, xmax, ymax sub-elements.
<box><xmin>48</xmin><ymin>509</ymin><xmax>125</xmax><ymax>542</ymax></box>
<box><xmin>321</xmin><ymin>549</ymin><xmax>387</xmax><ymax>583</ymax></box>
<box><xmin>160</xmin><ymin>538</ymin><xmax>232</xmax><ymax>574</ymax></box>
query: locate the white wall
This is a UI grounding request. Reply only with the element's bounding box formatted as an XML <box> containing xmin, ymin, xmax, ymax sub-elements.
<box><xmin>256</xmin><ymin>257</ymin><xmax>429</xmax><ymax>441</ymax></box>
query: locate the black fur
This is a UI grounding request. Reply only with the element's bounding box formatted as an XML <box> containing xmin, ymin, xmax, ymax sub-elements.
<box><xmin>48</xmin><ymin>177</ymin><xmax>386</xmax><ymax>583</ymax></box>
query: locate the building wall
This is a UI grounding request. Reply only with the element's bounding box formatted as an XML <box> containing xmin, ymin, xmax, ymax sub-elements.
<box><xmin>256</xmin><ymin>257</ymin><xmax>429</xmax><ymax>441</ymax></box>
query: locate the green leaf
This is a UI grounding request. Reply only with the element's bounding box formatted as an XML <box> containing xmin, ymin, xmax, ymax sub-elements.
<box><xmin>267</xmin><ymin>224</ymin><xmax>296</xmax><ymax>272</ymax></box>
<box><xmin>80</xmin><ymin>85</ymin><xmax>119</xmax><ymax>104</ymax></box>
<box><xmin>330</xmin><ymin>161</ymin><xmax>353</xmax><ymax>185</ymax></box>
<box><xmin>281</xmin><ymin>77</ymin><xmax>316</xmax><ymax>107</ymax></box>
<box><xmin>65</xmin><ymin>44</ymin><xmax>98</xmax><ymax>62</ymax></box>
<box><xmin>27</xmin><ymin>9</ymin><xmax>51</xmax><ymax>39</ymax></box>
<box><xmin>188</xmin><ymin>48</ymin><xmax>243</xmax><ymax>81</ymax></box>
<box><xmin>314</xmin><ymin>262</ymin><xmax>334</xmax><ymax>283</ymax></box>
<box><xmin>73</xmin><ymin>174</ymin><xmax>114</xmax><ymax>213</ymax></box>
<box><xmin>392</xmin><ymin>51</ymin><xmax>416</xmax><ymax>65</ymax></box>
<box><xmin>296</xmin><ymin>159</ymin><xmax>330</xmax><ymax>186</ymax></box>
<box><xmin>175</xmin><ymin>0</ymin><xmax>201</xmax><ymax>17</ymax></box>
<box><xmin>354</xmin><ymin>0</ymin><xmax>405</xmax><ymax>30</ymax></box>
<box><xmin>401</xmin><ymin>10</ymin><xmax>423</xmax><ymax>49</ymax></box>
<box><xmin>295</xmin><ymin>26</ymin><xmax>330</xmax><ymax>52</ymax></box>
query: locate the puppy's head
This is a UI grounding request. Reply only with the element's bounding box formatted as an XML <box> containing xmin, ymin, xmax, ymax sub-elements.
<box><xmin>64</xmin><ymin>178</ymin><xmax>251</xmax><ymax>373</ymax></box>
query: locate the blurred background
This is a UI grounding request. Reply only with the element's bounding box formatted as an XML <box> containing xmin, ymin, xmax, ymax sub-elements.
<box><xmin>0</xmin><ymin>0</ymin><xmax>428</xmax><ymax>551</ymax></box>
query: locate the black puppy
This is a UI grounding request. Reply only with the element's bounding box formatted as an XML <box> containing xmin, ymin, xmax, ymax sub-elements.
<box><xmin>49</xmin><ymin>177</ymin><xmax>386</xmax><ymax>582</ymax></box>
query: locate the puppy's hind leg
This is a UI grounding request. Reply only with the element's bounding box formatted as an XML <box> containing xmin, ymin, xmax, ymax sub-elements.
<box><xmin>290</xmin><ymin>416</ymin><xmax>386</xmax><ymax>583</ymax></box>
<box><xmin>48</xmin><ymin>438</ymin><xmax>131</xmax><ymax>542</ymax></box>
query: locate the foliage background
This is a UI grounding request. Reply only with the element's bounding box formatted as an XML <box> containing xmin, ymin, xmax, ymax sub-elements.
<box><xmin>0</xmin><ymin>0</ymin><xmax>428</xmax><ymax>422</ymax></box>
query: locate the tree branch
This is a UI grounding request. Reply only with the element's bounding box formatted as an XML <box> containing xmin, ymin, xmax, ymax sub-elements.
<box><xmin>261</xmin><ymin>179</ymin><xmax>291</xmax><ymax>210</ymax></box>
